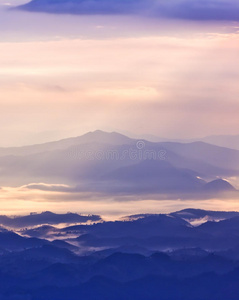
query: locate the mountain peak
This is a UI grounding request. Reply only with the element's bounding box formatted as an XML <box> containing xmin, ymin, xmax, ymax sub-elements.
<box><xmin>81</xmin><ymin>130</ymin><xmax>132</xmax><ymax>145</ymax></box>
<box><xmin>203</xmin><ymin>179</ymin><xmax>236</xmax><ymax>193</ymax></box>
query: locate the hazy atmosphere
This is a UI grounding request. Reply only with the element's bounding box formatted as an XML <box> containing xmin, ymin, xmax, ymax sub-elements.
<box><xmin>0</xmin><ymin>0</ymin><xmax>239</xmax><ymax>146</ymax></box>
<box><xmin>0</xmin><ymin>1</ymin><xmax>239</xmax><ymax>299</ymax></box>
<box><xmin>0</xmin><ymin>0</ymin><xmax>239</xmax><ymax>216</ymax></box>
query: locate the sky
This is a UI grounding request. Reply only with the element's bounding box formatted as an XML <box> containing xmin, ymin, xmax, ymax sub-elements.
<box><xmin>0</xmin><ymin>0</ymin><xmax>239</xmax><ymax>147</ymax></box>
<box><xmin>2</xmin><ymin>184</ymin><xmax>239</xmax><ymax>219</ymax></box>
<box><xmin>0</xmin><ymin>0</ymin><xmax>239</xmax><ymax>216</ymax></box>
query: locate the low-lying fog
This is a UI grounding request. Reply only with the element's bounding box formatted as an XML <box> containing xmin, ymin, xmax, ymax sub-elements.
<box><xmin>1</xmin><ymin>186</ymin><xmax>239</xmax><ymax>220</ymax></box>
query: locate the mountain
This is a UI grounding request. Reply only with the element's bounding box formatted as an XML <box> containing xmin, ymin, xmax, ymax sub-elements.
<box><xmin>62</xmin><ymin>209</ymin><xmax>239</xmax><ymax>252</ymax></box>
<box><xmin>91</xmin><ymin>245</ymin><xmax>153</xmax><ymax>257</ymax></box>
<box><xmin>0</xmin><ymin>130</ymin><xmax>132</xmax><ymax>157</ymax></box>
<box><xmin>2</xmin><ymin>209</ymin><xmax>239</xmax><ymax>299</ymax></box>
<box><xmin>0</xmin><ymin>130</ymin><xmax>238</xmax><ymax>196</ymax></box>
<box><xmin>200</xmin><ymin>134</ymin><xmax>239</xmax><ymax>150</ymax></box>
<box><xmin>0</xmin><ymin>251</ymin><xmax>238</xmax><ymax>300</ymax></box>
<box><xmin>198</xmin><ymin>216</ymin><xmax>239</xmax><ymax>238</ymax></box>
<box><xmin>21</xmin><ymin>225</ymin><xmax>61</xmax><ymax>239</ymax></box>
<box><xmin>66</xmin><ymin>214</ymin><xmax>193</xmax><ymax>240</ymax></box>
<box><xmin>102</xmin><ymin>159</ymin><xmax>205</xmax><ymax>193</ymax></box>
<box><xmin>17</xmin><ymin>244</ymin><xmax>79</xmax><ymax>263</ymax></box>
<box><xmin>0</xmin><ymin>211</ymin><xmax>101</xmax><ymax>228</ymax></box>
<box><xmin>172</xmin><ymin>208</ymin><xmax>239</xmax><ymax>223</ymax></box>
<box><xmin>202</xmin><ymin>179</ymin><xmax>236</xmax><ymax>193</ymax></box>
<box><xmin>3</xmin><ymin>208</ymin><xmax>237</xmax><ymax>254</ymax></box>
<box><xmin>142</xmin><ymin>134</ymin><xmax>239</xmax><ymax>151</ymax></box>
<box><xmin>168</xmin><ymin>247</ymin><xmax>209</xmax><ymax>260</ymax></box>
<box><xmin>158</xmin><ymin>141</ymin><xmax>239</xmax><ymax>175</ymax></box>
<box><xmin>0</xmin><ymin>231</ymin><xmax>48</xmax><ymax>251</ymax></box>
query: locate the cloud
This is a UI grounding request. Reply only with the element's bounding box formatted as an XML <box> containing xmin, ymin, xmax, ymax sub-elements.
<box><xmin>21</xmin><ymin>182</ymin><xmax>72</xmax><ymax>192</ymax></box>
<box><xmin>18</xmin><ymin>0</ymin><xmax>239</xmax><ymax>21</ymax></box>
<box><xmin>18</xmin><ymin>0</ymin><xmax>151</xmax><ymax>15</ymax></box>
<box><xmin>155</xmin><ymin>0</ymin><xmax>239</xmax><ymax>21</ymax></box>
<box><xmin>1</xmin><ymin>184</ymin><xmax>239</xmax><ymax>221</ymax></box>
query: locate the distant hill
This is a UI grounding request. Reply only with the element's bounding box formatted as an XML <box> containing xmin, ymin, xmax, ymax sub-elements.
<box><xmin>0</xmin><ymin>231</ymin><xmax>48</xmax><ymax>251</ymax></box>
<box><xmin>136</xmin><ymin>134</ymin><xmax>239</xmax><ymax>151</ymax></box>
<box><xmin>172</xmin><ymin>208</ymin><xmax>239</xmax><ymax>222</ymax></box>
<box><xmin>0</xmin><ymin>211</ymin><xmax>101</xmax><ymax>228</ymax></box>
<box><xmin>0</xmin><ymin>130</ymin><xmax>238</xmax><ymax>196</ymax></box>
<box><xmin>200</xmin><ymin>134</ymin><xmax>239</xmax><ymax>150</ymax></box>
<box><xmin>103</xmin><ymin>159</ymin><xmax>205</xmax><ymax>193</ymax></box>
<box><xmin>0</xmin><ymin>130</ymin><xmax>133</xmax><ymax>157</ymax></box>
<box><xmin>198</xmin><ymin>216</ymin><xmax>239</xmax><ymax>238</ymax></box>
<box><xmin>202</xmin><ymin>179</ymin><xmax>236</xmax><ymax>193</ymax></box>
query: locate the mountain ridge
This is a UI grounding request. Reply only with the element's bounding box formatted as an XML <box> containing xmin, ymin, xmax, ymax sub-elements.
<box><xmin>0</xmin><ymin>130</ymin><xmax>133</xmax><ymax>157</ymax></box>
<box><xmin>0</xmin><ymin>211</ymin><xmax>101</xmax><ymax>228</ymax></box>
<box><xmin>0</xmin><ymin>130</ymin><xmax>238</xmax><ymax>196</ymax></box>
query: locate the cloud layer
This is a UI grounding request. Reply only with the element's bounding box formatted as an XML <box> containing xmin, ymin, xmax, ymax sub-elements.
<box><xmin>18</xmin><ymin>0</ymin><xmax>239</xmax><ymax>21</ymax></box>
<box><xmin>155</xmin><ymin>0</ymin><xmax>239</xmax><ymax>21</ymax></box>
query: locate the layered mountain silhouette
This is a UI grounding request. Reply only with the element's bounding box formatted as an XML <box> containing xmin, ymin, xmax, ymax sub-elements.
<box><xmin>0</xmin><ymin>130</ymin><xmax>238</xmax><ymax>197</ymax></box>
<box><xmin>1</xmin><ymin>209</ymin><xmax>239</xmax><ymax>299</ymax></box>
<box><xmin>172</xmin><ymin>208</ymin><xmax>239</xmax><ymax>223</ymax></box>
<box><xmin>0</xmin><ymin>230</ymin><xmax>48</xmax><ymax>251</ymax></box>
<box><xmin>103</xmin><ymin>159</ymin><xmax>205</xmax><ymax>193</ymax></box>
<box><xmin>143</xmin><ymin>134</ymin><xmax>239</xmax><ymax>151</ymax></box>
<box><xmin>0</xmin><ymin>211</ymin><xmax>101</xmax><ymax>228</ymax></box>
<box><xmin>0</xmin><ymin>130</ymin><xmax>132</xmax><ymax>157</ymax></box>
<box><xmin>199</xmin><ymin>134</ymin><xmax>239</xmax><ymax>150</ymax></box>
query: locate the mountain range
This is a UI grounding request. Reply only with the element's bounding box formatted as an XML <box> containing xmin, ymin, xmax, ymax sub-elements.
<box><xmin>1</xmin><ymin>209</ymin><xmax>239</xmax><ymax>299</ymax></box>
<box><xmin>0</xmin><ymin>130</ymin><xmax>238</xmax><ymax>197</ymax></box>
<box><xmin>0</xmin><ymin>211</ymin><xmax>101</xmax><ymax>228</ymax></box>
<box><xmin>137</xmin><ymin>134</ymin><xmax>239</xmax><ymax>151</ymax></box>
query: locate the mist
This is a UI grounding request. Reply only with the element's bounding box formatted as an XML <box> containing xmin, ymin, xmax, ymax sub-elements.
<box><xmin>0</xmin><ymin>1</ymin><xmax>239</xmax><ymax>146</ymax></box>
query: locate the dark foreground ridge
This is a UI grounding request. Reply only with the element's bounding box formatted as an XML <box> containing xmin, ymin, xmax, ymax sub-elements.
<box><xmin>1</xmin><ymin>209</ymin><xmax>239</xmax><ymax>299</ymax></box>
